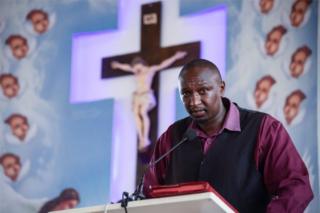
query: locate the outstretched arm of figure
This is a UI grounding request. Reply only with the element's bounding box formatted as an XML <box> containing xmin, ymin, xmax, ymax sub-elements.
<box><xmin>111</xmin><ymin>61</ymin><xmax>134</xmax><ymax>73</ymax></box>
<box><xmin>151</xmin><ymin>51</ymin><xmax>187</xmax><ymax>72</ymax></box>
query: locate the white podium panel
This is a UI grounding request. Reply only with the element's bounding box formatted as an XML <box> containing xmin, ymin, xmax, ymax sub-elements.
<box><xmin>51</xmin><ymin>192</ymin><xmax>237</xmax><ymax>213</ymax></box>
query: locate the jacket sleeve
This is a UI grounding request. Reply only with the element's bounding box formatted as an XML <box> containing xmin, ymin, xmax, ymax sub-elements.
<box><xmin>142</xmin><ymin>126</ymin><xmax>173</xmax><ymax>197</ymax></box>
<box><xmin>257</xmin><ymin>115</ymin><xmax>313</xmax><ymax>213</ymax></box>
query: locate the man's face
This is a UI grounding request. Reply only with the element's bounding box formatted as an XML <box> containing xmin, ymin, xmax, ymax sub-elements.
<box><xmin>265</xmin><ymin>30</ymin><xmax>283</xmax><ymax>56</ymax></box>
<box><xmin>259</xmin><ymin>0</ymin><xmax>274</xmax><ymax>14</ymax></box>
<box><xmin>179</xmin><ymin>67</ymin><xmax>224</xmax><ymax>125</ymax></box>
<box><xmin>254</xmin><ymin>79</ymin><xmax>273</xmax><ymax>108</ymax></box>
<box><xmin>0</xmin><ymin>76</ymin><xmax>19</xmax><ymax>98</ymax></box>
<box><xmin>53</xmin><ymin>199</ymin><xmax>78</xmax><ymax>211</ymax></box>
<box><xmin>1</xmin><ymin>156</ymin><xmax>21</xmax><ymax>181</ymax></box>
<box><xmin>290</xmin><ymin>1</ymin><xmax>309</xmax><ymax>27</ymax></box>
<box><xmin>283</xmin><ymin>94</ymin><xmax>301</xmax><ymax>124</ymax></box>
<box><xmin>8</xmin><ymin>116</ymin><xmax>29</xmax><ymax>141</ymax></box>
<box><xmin>8</xmin><ymin>37</ymin><xmax>29</xmax><ymax>60</ymax></box>
<box><xmin>290</xmin><ymin>50</ymin><xmax>308</xmax><ymax>78</ymax></box>
<box><xmin>132</xmin><ymin>63</ymin><xmax>145</xmax><ymax>74</ymax></box>
<box><xmin>30</xmin><ymin>12</ymin><xmax>49</xmax><ymax>34</ymax></box>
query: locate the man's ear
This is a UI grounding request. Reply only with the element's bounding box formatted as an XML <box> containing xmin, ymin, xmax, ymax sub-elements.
<box><xmin>220</xmin><ymin>81</ymin><xmax>225</xmax><ymax>96</ymax></box>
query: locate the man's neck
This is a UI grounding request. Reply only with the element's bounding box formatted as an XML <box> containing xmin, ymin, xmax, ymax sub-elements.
<box><xmin>198</xmin><ymin>101</ymin><xmax>227</xmax><ymax>136</ymax></box>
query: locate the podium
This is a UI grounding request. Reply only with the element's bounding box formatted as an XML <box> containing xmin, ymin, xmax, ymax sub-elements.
<box><xmin>51</xmin><ymin>192</ymin><xmax>237</xmax><ymax>213</ymax></box>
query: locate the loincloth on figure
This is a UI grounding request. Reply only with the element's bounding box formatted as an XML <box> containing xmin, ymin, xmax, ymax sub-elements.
<box><xmin>133</xmin><ymin>90</ymin><xmax>156</xmax><ymax>110</ymax></box>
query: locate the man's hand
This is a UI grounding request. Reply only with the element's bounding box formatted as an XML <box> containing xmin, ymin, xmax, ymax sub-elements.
<box><xmin>175</xmin><ymin>51</ymin><xmax>187</xmax><ymax>60</ymax></box>
<box><xmin>111</xmin><ymin>61</ymin><xmax>120</xmax><ymax>69</ymax></box>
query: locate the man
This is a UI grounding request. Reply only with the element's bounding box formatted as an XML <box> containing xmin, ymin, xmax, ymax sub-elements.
<box><xmin>254</xmin><ymin>75</ymin><xmax>276</xmax><ymax>109</ymax></box>
<box><xmin>0</xmin><ymin>153</ymin><xmax>21</xmax><ymax>182</ymax></box>
<box><xmin>111</xmin><ymin>51</ymin><xmax>187</xmax><ymax>151</ymax></box>
<box><xmin>143</xmin><ymin>59</ymin><xmax>313</xmax><ymax>212</ymax></box>
<box><xmin>259</xmin><ymin>0</ymin><xmax>275</xmax><ymax>14</ymax></box>
<box><xmin>283</xmin><ymin>89</ymin><xmax>306</xmax><ymax>125</ymax></box>
<box><xmin>5</xmin><ymin>34</ymin><xmax>29</xmax><ymax>60</ymax></box>
<box><xmin>290</xmin><ymin>45</ymin><xmax>312</xmax><ymax>78</ymax></box>
<box><xmin>0</xmin><ymin>73</ymin><xmax>20</xmax><ymax>99</ymax></box>
<box><xmin>265</xmin><ymin>25</ymin><xmax>287</xmax><ymax>56</ymax></box>
<box><xmin>290</xmin><ymin>0</ymin><xmax>312</xmax><ymax>27</ymax></box>
<box><xmin>26</xmin><ymin>9</ymin><xmax>49</xmax><ymax>34</ymax></box>
<box><xmin>5</xmin><ymin>113</ymin><xmax>29</xmax><ymax>141</ymax></box>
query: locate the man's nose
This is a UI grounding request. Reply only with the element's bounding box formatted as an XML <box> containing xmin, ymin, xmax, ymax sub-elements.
<box><xmin>189</xmin><ymin>93</ymin><xmax>201</xmax><ymax>106</ymax></box>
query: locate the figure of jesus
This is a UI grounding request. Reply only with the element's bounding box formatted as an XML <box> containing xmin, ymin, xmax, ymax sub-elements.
<box><xmin>111</xmin><ymin>51</ymin><xmax>187</xmax><ymax>151</ymax></box>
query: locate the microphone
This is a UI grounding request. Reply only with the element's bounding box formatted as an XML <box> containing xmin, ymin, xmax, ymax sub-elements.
<box><xmin>150</xmin><ymin>129</ymin><xmax>197</xmax><ymax>167</ymax></box>
<box><xmin>130</xmin><ymin>129</ymin><xmax>197</xmax><ymax>200</ymax></box>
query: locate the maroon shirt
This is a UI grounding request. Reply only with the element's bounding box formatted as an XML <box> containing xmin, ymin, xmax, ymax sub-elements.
<box><xmin>144</xmin><ymin>99</ymin><xmax>313</xmax><ymax>212</ymax></box>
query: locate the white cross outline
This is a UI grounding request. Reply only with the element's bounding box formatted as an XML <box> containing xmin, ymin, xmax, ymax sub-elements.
<box><xmin>70</xmin><ymin>0</ymin><xmax>226</xmax><ymax>201</ymax></box>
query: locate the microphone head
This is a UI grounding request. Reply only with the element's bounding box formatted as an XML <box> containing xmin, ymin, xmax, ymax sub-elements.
<box><xmin>184</xmin><ymin>129</ymin><xmax>197</xmax><ymax>141</ymax></box>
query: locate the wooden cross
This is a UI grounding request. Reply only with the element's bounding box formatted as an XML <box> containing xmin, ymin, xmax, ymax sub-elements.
<box><xmin>101</xmin><ymin>1</ymin><xmax>200</xmax><ymax>162</ymax></box>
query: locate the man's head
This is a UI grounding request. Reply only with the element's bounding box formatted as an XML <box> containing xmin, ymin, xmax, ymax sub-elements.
<box><xmin>290</xmin><ymin>45</ymin><xmax>312</xmax><ymax>78</ymax></box>
<box><xmin>290</xmin><ymin>0</ymin><xmax>312</xmax><ymax>27</ymax></box>
<box><xmin>5</xmin><ymin>35</ymin><xmax>29</xmax><ymax>60</ymax></box>
<box><xmin>131</xmin><ymin>56</ymin><xmax>148</xmax><ymax>72</ymax></box>
<box><xmin>53</xmin><ymin>188</ymin><xmax>80</xmax><ymax>211</ymax></box>
<box><xmin>178</xmin><ymin>59</ymin><xmax>225</xmax><ymax>126</ymax></box>
<box><xmin>283</xmin><ymin>90</ymin><xmax>306</xmax><ymax>125</ymax></box>
<box><xmin>26</xmin><ymin>9</ymin><xmax>49</xmax><ymax>34</ymax></box>
<box><xmin>265</xmin><ymin>25</ymin><xmax>287</xmax><ymax>56</ymax></box>
<box><xmin>5</xmin><ymin>113</ymin><xmax>29</xmax><ymax>141</ymax></box>
<box><xmin>0</xmin><ymin>74</ymin><xmax>20</xmax><ymax>99</ymax></box>
<box><xmin>259</xmin><ymin>0</ymin><xmax>275</xmax><ymax>14</ymax></box>
<box><xmin>254</xmin><ymin>75</ymin><xmax>276</xmax><ymax>108</ymax></box>
<box><xmin>0</xmin><ymin>153</ymin><xmax>21</xmax><ymax>181</ymax></box>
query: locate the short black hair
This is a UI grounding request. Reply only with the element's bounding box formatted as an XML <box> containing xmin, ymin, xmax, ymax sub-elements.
<box><xmin>292</xmin><ymin>0</ymin><xmax>312</xmax><ymax>11</ymax></box>
<box><xmin>256</xmin><ymin>75</ymin><xmax>276</xmax><ymax>87</ymax></box>
<box><xmin>5</xmin><ymin>113</ymin><xmax>28</xmax><ymax>126</ymax></box>
<box><xmin>0</xmin><ymin>73</ymin><xmax>18</xmax><ymax>85</ymax></box>
<box><xmin>0</xmin><ymin>153</ymin><xmax>21</xmax><ymax>166</ymax></box>
<box><xmin>179</xmin><ymin>58</ymin><xmax>222</xmax><ymax>81</ymax></box>
<box><xmin>287</xmin><ymin>89</ymin><xmax>306</xmax><ymax>102</ymax></box>
<box><xmin>5</xmin><ymin>34</ymin><xmax>28</xmax><ymax>46</ymax></box>
<box><xmin>26</xmin><ymin>9</ymin><xmax>48</xmax><ymax>21</ymax></box>
<box><xmin>292</xmin><ymin>45</ymin><xmax>312</xmax><ymax>61</ymax></box>
<box><xmin>267</xmin><ymin>25</ymin><xmax>287</xmax><ymax>39</ymax></box>
<box><xmin>131</xmin><ymin>56</ymin><xmax>148</xmax><ymax>66</ymax></box>
<box><xmin>38</xmin><ymin>188</ymin><xmax>80</xmax><ymax>213</ymax></box>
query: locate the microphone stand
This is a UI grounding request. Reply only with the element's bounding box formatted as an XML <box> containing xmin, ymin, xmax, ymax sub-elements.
<box><xmin>118</xmin><ymin>129</ymin><xmax>197</xmax><ymax>212</ymax></box>
<box><xmin>118</xmin><ymin>166</ymin><xmax>146</xmax><ymax>212</ymax></box>
<box><xmin>118</xmin><ymin>164</ymin><xmax>147</xmax><ymax>212</ymax></box>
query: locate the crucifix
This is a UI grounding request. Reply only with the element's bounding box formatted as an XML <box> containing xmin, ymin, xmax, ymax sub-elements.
<box><xmin>101</xmin><ymin>2</ymin><xmax>200</xmax><ymax>163</ymax></box>
<box><xmin>71</xmin><ymin>0</ymin><xmax>226</xmax><ymax>201</ymax></box>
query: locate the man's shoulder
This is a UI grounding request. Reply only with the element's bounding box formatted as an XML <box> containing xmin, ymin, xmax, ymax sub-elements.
<box><xmin>237</xmin><ymin>105</ymin><xmax>265</xmax><ymax>115</ymax></box>
<box><xmin>237</xmin><ymin>106</ymin><xmax>282</xmax><ymax>126</ymax></box>
<box><xmin>228</xmin><ymin>99</ymin><xmax>267</xmax><ymax>119</ymax></box>
<box><xmin>237</xmin><ymin>106</ymin><xmax>267</xmax><ymax>119</ymax></box>
<box><xmin>168</xmin><ymin>117</ymin><xmax>192</xmax><ymax>132</ymax></box>
<box><xmin>174</xmin><ymin>116</ymin><xmax>193</xmax><ymax>125</ymax></box>
<box><xmin>158</xmin><ymin>117</ymin><xmax>192</xmax><ymax>143</ymax></box>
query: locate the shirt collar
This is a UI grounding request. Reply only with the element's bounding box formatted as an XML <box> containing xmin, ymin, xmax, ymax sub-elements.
<box><xmin>189</xmin><ymin>97</ymin><xmax>241</xmax><ymax>138</ymax></box>
<box><xmin>223</xmin><ymin>98</ymin><xmax>241</xmax><ymax>132</ymax></box>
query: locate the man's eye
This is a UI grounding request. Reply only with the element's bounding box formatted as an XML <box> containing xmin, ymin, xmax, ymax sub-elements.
<box><xmin>182</xmin><ymin>92</ymin><xmax>190</xmax><ymax>97</ymax></box>
<box><xmin>199</xmin><ymin>89</ymin><xmax>207</xmax><ymax>95</ymax></box>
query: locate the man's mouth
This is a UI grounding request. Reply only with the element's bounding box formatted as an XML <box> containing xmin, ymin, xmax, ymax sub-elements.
<box><xmin>189</xmin><ymin>108</ymin><xmax>206</xmax><ymax>117</ymax></box>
